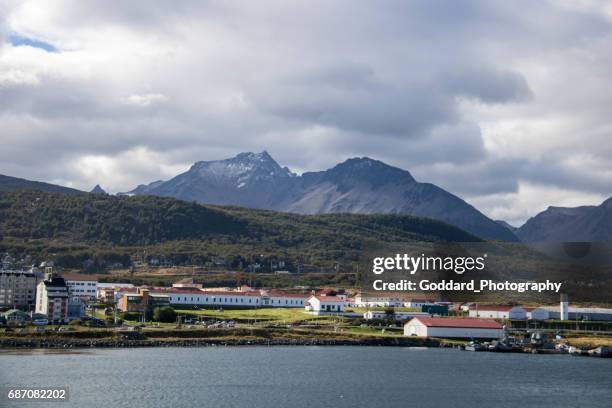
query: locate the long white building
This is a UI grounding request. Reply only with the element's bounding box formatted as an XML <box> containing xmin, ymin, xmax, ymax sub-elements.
<box><xmin>404</xmin><ymin>317</ymin><xmax>504</xmax><ymax>339</ymax></box>
<box><xmin>468</xmin><ymin>305</ymin><xmax>527</xmax><ymax>320</ymax></box>
<box><xmin>137</xmin><ymin>288</ymin><xmax>310</xmax><ymax>309</ymax></box>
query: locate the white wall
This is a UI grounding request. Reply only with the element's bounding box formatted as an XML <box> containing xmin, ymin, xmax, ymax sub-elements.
<box><xmin>404</xmin><ymin>320</ymin><xmax>503</xmax><ymax>339</ymax></box>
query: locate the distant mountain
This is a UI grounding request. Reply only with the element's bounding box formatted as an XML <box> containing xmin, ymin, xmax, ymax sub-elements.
<box><xmin>496</xmin><ymin>220</ymin><xmax>518</xmax><ymax>233</ymax></box>
<box><xmin>90</xmin><ymin>184</ymin><xmax>107</xmax><ymax>194</ymax></box>
<box><xmin>517</xmin><ymin>199</ymin><xmax>612</xmax><ymax>242</ymax></box>
<box><xmin>0</xmin><ymin>174</ymin><xmax>82</xmax><ymax>195</ymax></box>
<box><xmin>125</xmin><ymin>151</ymin><xmax>517</xmax><ymax>241</ymax></box>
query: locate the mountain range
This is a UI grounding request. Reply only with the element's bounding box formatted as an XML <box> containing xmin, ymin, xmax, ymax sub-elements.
<box><xmin>2</xmin><ymin>151</ymin><xmax>610</xmax><ymax>242</ymax></box>
<box><xmin>122</xmin><ymin>151</ymin><xmax>517</xmax><ymax>241</ymax></box>
<box><xmin>516</xmin><ymin>198</ymin><xmax>612</xmax><ymax>242</ymax></box>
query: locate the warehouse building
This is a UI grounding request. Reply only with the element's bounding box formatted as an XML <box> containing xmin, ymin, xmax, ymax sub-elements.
<box><xmin>468</xmin><ymin>305</ymin><xmax>526</xmax><ymax>320</ymax></box>
<box><xmin>404</xmin><ymin>317</ymin><xmax>504</xmax><ymax>339</ymax></box>
<box><xmin>543</xmin><ymin>306</ymin><xmax>612</xmax><ymax>321</ymax></box>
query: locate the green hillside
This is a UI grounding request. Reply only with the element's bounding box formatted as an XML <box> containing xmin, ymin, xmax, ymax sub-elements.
<box><xmin>0</xmin><ymin>190</ymin><xmax>479</xmax><ymax>271</ymax></box>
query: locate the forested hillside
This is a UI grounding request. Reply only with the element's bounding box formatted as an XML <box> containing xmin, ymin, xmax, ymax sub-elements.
<box><xmin>0</xmin><ymin>190</ymin><xmax>479</xmax><ymax>271</ymax></box>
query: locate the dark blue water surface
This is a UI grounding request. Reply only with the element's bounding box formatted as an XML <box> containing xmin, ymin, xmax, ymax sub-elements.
<box><xmin>1</xmin><ymin>346</ymin><xmax>611</xmax><ymax>408</ymax></box>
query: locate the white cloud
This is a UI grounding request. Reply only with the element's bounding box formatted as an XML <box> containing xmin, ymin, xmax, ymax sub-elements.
<box><xmin>0</xmin><ymin>0</ymin><xmax>611</xmax><ymax>225</ymax></box>
<box><xmin>121</xmin><ymin>93</ymin><xmax>167</xmax><ymax>107</ymax></box>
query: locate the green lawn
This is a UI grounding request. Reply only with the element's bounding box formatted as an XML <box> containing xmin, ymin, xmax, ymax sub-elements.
<box><xmin>174</xmin><ymin>307</ymin><xmax>339</xmax><ymax>324</ymax></box>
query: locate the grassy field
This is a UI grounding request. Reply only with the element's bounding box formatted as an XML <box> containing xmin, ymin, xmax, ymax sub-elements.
<box><xmin>566</xmin><ymin>336</ymin><xmax>612</xmax><ymax>349</ymax></box>
<box><xmin>174</xmin><ymin>307</ymin><xmax>343</xmax><ymax>325</ymax></box>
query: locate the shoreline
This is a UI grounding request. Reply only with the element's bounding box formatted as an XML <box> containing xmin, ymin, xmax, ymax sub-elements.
<box><xmin>0</xmin><ymin>336</ymin><xmax>443</xmax><ymax>349</ymax></box>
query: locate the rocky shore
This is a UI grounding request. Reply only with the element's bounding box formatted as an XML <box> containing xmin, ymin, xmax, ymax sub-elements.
<box><xmin>0</xmin><ymin>335</ymin><xmax>441</xmax><ymax>349</ymax></box>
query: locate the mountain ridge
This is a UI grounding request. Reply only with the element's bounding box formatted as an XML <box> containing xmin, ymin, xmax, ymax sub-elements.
<box><xmin>0</xmin><ymin>174</ymin><xmax>82</xmax><ymax>195</ymax></box>
<box><xmin>124</xmin><ymin>151</ymin><xmax>517</xmax><ymax>241</ymax></box>
<box><xmin>516</xmin><ymin>199</ymin><xmax>612</xmax><ymax>242</ymax></box>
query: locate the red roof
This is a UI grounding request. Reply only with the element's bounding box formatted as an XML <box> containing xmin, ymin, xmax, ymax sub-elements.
<box><xmin>308</xmin><ymin>295</ymin><xmax>345</xmax><ymax>303</ymax></box>
<box><xmin>472</xmin><ymin>305</ymin><xmax>514</xmax><ymax>312</ymax></box>
<box><xmin>410</xmin><ymin>317</ymin><xmax>503</xmax><ymax>329</ymax></box>
<box><xmin>197</xmin><ymin>290</ymin><xmax>261</xmax><ymax>297</ymax></box>
<box><xmin>268</xmin><ymin>291</ymin><xmax>309</xmax><ymax>298</ymax></box>
<box><xmin>61</xmin><ymin>274</ymin><xmax>98</xmax><ymax>281</ymax></box>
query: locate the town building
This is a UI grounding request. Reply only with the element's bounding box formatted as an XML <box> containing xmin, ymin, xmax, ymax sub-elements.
<box><xmin>2</xmin><ymin>309</ymin><xmax>31</xmax><ymax>325</ymax></box>
<box><xmin>353</xmin><ymin>293</ymin><xmax>402</xmax><ymax>307</ymax></box>
<box><xmin>35</xmin><ymin>275</ymin><xmax>70</xmax><ymax>324</ymax></box>
<box><xmin>542</xmin><ymin>306</ymin><xmax>612</xmax><ymax>321</ymax></box>
<box><xmin>162</xmin><ymin>289</ymin><xmax>262</xmax><ymax>308</ymax></box>
<box><xmin>404</xmin><ymin>317</ymin><xmax>504</xmax><ymax>339</ymax></box>
<box><xmin>30</xmin><ymin>312</ymin><xmax>49</xmax><ymax>325</ymax></box>
<box><xmin>96</xmin><ymin>283</ymin><xmax>135</xmax><ymax>303</ymax></box>
<box><xmin>404</xmin><ymin>298</ymin><xmax>436</xmax><ymax>309</ymax></box>
<box><xmin>62</xmin><ymin>274</ymin><xmax>98</xmax><ymax>300</ymax></box>
<box><xmin>0</xmin><ymin>269</ymin><xmax>41</xmax><ymax>310</ymax></box>
<box><xmin>117</xmin><ymin>288</ymin><xmax>170</xmax><ymax>313</ymax></box>
<box><xmin>262</xmin><ymin>291</ymin><xmax>309</xmax><ymax>307</ymax></box>
<box><xmin>468</xmin><ymin>305</ymin><xmax>526</xmax><ymax>320</ymax></box>
<box><xmin>305</xmin><ymin>295</ymin><xmax>345</xmax><ymax>314</ymax></box>
<box><xmin>363</xmin><ymin>310</ymin><xmax>429</xmax><ymax>321</ymax></box>
<box><xmin>524</xmin><ymin>307</ymin><xmax>550</xmax><ymax>321</ymax></box>
<box><xmin>172</xmin><ymin>278</ymin><xmax>203</xmax><ymax>289</ymax></box>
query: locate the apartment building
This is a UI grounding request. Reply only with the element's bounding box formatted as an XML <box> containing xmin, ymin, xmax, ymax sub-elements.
<box><xmin>0</xmin><ymin>269</ymin><xmax>40</xmax><ymax>310</ymax></box>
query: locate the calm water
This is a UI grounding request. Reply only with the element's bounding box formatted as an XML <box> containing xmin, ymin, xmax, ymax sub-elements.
<box><xmin>1</xmin><ymin>347</ymin><xmax>611</xmax><ymax>408</ymax></box>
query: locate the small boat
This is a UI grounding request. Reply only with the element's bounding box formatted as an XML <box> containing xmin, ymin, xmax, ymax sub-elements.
<box><xmin>489</xmin><ymin>341</ymin><xmax>513</xmax><ymax>352</ymax></box>
<box><xmin>587</xmin><ymin>346</ymin><xmax>610</xmax><ymax>358</ymax></box>
<box><xmin>465</xmin><ymin>341</ymin><xmax>485</xmax><ymax>352</ymax></box>
<box><xmin>568</xmin><ymin>346</ymin><xmax>585</xmax><ymax>356</ymax></box>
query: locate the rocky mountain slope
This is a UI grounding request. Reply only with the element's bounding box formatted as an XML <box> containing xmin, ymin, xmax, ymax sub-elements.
<box><xmin>516</xmin><ymin>198</ymin><xmax>612</xmax><ymax>242</ymax></box>
<box><xmin>125</xmin><ymin>151</ymin><xmax>517</xmax><ymax>241</ymax></box>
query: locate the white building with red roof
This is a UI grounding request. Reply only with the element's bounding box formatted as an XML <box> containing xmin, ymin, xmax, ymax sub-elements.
<box><xmin>263</xmin><ymin>291</ymin><xmax>309</xmax><ymax>307</ymax></box>
<box><xmin>159</xmin><ymin>289</ymin><xmax>263</xmax><ymax>308</ymax></box>
<box><xmin>305</xmin><ymin>295</ymin><xmax>345</xmax><ymax>314</ymax></box>
<box><xmin>404</xmin><ymin>317</ymin><xmax>504</xmax><ymax>339</ymax></box>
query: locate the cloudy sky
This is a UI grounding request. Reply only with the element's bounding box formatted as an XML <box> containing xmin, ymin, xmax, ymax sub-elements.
<box><xmin>1</xmin><ymin>0</ymin><xmax>612</xmax><ymax>226</ymax></box>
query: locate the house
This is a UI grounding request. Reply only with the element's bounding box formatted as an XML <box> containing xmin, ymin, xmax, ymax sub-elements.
<box><xmin>524</xmin><ymin>307</ymin><xmax>550</xmax><ymax>321</ymax></box>
<box><xmin>305</xmin><ymin>295</ymin><xmax>345</xmax><ymax>314</ymax></box>
<box><xmin>2</xmin><ymin>309</ymin><xmax>30</xmax><ymax>326</ymax></box>
<box><xmin>364</xmin><ymin>310</ymin><xmax>429</xmax><ymax>321</ymax></box>
<box><xmin>404</xmin><ymin>298</ymin><xmax>436</xmax><ymax>309</ymax></box>
<box><xmin>62</xmin><ymin>274</ymin><xmax>98</xmax><ymax>300</ymax></box>
<box><xmin>404</xmin><ymin>317</ymin><xmax>504</xmax><ymax>339</ymax></box>
<box><xmin>172</xmin><ymin>278</ymin><xmax>203</xmax><ymax>289</ymax></box>
<box><xmin>468</xmin><ymin>305</ymin><xmax>527</xmax><ymax>320</ymax></box>
<box><xmin>96</xmin><ymin>283</ymin><xmax>135</xmax><ymax>302</ymax></box>
<box><xmin>68</xmin><ymin>298</ymin><xmax>87</xmax><ymax>320</ymax></box>
<box><xmin>31</xmin><ymin>312</ymin><xmax>49</xmax><ymax>326</ymax></box>
<box><xmin>35</xmin><ymin>275</ymin><xmax>70</xmax><ymax>324</ymax></box>
<box><xmin>353</xmin><ymin>293</ymin><xmax>401</xmax><ymax>307</ymax></box>
<box><xmin>117</xmin><ymin>288</ymin><xmax>170</xmax><ymax>313</ymax></box>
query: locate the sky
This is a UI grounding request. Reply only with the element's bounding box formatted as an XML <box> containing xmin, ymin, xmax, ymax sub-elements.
<box><xmin>1</xmin><ymin>0</ymin><xmax>612</xmax><ymax>226</ymax></box>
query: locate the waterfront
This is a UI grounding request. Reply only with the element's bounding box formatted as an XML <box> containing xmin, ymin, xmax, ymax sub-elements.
<box><xmin>1</xmin><ymin>347</ymin><xmax>611</xmax><ymax>408</ymax></box>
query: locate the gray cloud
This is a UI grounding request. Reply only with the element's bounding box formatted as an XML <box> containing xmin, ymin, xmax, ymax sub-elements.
<box><xmin>0</xmin><ymin>0</ymin><xmax>611</xmax><ymax>225</ymax></box>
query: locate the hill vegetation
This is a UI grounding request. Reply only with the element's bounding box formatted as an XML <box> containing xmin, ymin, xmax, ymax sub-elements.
<box><xmin>0</xmin><ymin>190</ymin><xmax>479</xmax><ymax>272</ymax></box>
